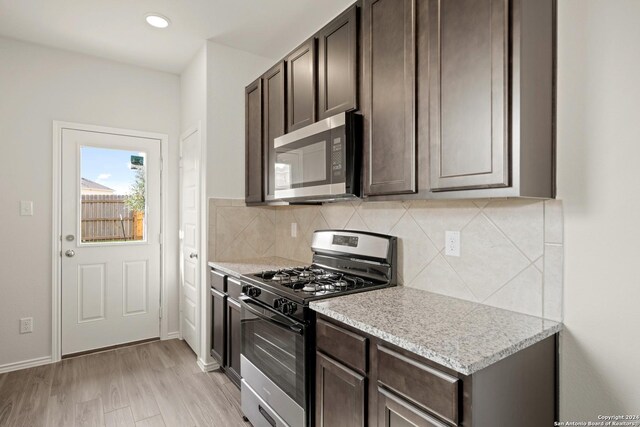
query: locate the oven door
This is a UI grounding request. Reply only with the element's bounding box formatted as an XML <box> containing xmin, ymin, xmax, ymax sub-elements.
<box><xmin>240</xmin><ymin>296</ymin><xmax>307</xmax><ymax>408</ymax></box>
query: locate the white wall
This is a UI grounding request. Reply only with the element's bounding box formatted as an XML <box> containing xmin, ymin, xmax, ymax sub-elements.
<box><xmin>180</xmin><ymin>45</ymin><xmax>207</xmax><ymax>134</ymax></box>
<box><xmin>557</xmin><ymin>0</ymin><xmax>640</xmax><ymax>419</ymax></box>
<box><xmin>205</xmin><ymin>41</ymin><xmax>274</xmax><ymax>199</ymax></box>
<box><xmin>0</xmin><ymin>36</ymin><xmax>181</xmax><ymax>367</ymax></box>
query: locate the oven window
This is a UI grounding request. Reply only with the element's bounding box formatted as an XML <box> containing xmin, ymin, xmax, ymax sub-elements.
<box><xmin>242</xmin><ymin>310</ymin><xmax>306</xmax><ymax>407</ymax></box>
<box><xmin>275</xmin><ymin>140</ymin><xmax>327</xmax><ymax>190</ymax></box>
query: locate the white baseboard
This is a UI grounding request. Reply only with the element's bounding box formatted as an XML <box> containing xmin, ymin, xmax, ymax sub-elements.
<box><xmin>0</xmin><ymin>355</ymin><xmax>52</xmax><ymax>374</ymax></box>
<box><xmin>164</xmin><ymin>331</ymin><xmax>180</xmax><ymax>340</ymax></box>
<box><xmin>197</xmin><ymin>358</ymin><xmax>220</xmax><ymax>372</ymax></box>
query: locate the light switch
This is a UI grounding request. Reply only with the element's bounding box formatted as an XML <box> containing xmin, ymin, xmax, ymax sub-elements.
<box><xmin>20</xmin><ymin>201</ymin><xmax>33</xmax><ymax>216</ymax></box>
<box><xmin>291</xmin><ymin>222</ymin><xmax>298</xmax><ymax>238</ymax></box>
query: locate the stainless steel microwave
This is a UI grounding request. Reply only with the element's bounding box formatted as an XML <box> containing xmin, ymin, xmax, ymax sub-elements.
<box><xmin>273</xmin><ymin>111</ymin><xmax>361</xmax><ymax>202</ymax></box>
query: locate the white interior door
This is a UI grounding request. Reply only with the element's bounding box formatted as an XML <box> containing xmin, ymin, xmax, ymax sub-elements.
<box><xmin>180</xmin><ymin>129</ymin><xmax>200</xmax><ymax>353</ymax></box>
<box><xmin>61</xmin><ymin>129</ymin><xmax>161</xmax><ymax>355</ymax></box>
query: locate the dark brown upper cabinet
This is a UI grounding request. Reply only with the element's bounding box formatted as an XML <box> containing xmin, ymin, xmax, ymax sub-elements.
<box><xmin>286</xmin><ymin>39</ymin><xmax>316</xmax><ymax>132</ymax></box>
<box><xmin>262</xmin><ymin>62</ymin><xmax>286</xmax><ymax>201</ymax></box>
<box><xmin>424</xmin><ymin>0</ymin><xmax>555</xmax><ymax>198</ymax></box>
<box><xmin>317</xmin><ymin>5</ymin><xmax>359</xmax><ymax>120</ymax></box>
<box><xmin>362</xmin><ymin>0</ymin><xmax>417</xmax><ymax>196</ymax></box>
<box><xmin>365</xmin><ymin>0</ymin><xmax>555</xmax><ymax>200</ymax></box>
<box><xmin>245</xmin><ymin>3</ymin><xmax>360</xmax><ymax>204</ymax></box>
<box><xmin>245</xmin><ymin>78</ymin><xmax>263</xmax><ymax>204</ymax></box>
<box><xmin>428</xmin><ymin>0</ymin><xmax>509</xmax><ymax>191</ymax></box>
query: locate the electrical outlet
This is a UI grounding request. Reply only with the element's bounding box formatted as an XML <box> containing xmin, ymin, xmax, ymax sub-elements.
<box><xmin>20</xmin><ymin>317</ymin><xmax>33</xmax><ymax>334</ymax></box>
<box><xmin>291</xmin><ymin>222</ymin><xmax>298</xmax><ymax>238</ymax></box>
<box><xmin>20</xmin><ymin>201</ymin><xmax>33</xmax><ymax>216</ymax></box>
<box><xmin>445</xmin><ymin>231</ymin><xmax>461</xmax><ymax>257</ymax></box>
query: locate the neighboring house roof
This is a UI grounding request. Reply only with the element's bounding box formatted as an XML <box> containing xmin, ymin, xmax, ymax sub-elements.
<box><xmin>81</xmin><ymin>178</ymin><xmax>115</xmax><ymax>193</ymax></box>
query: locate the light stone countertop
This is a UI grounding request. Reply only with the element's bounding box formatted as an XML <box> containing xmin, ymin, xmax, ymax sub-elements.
<box><xmin>208</xmin><ymin>257</ymin><xmax>304</xmax><ymax>278</ymax></box>
<box><xmin>310</xmin><ymin>286</ymin><xmax>562</xmax><ymax>375</ymax></box>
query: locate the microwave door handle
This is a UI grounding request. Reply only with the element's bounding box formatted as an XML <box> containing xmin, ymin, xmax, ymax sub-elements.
<box><xmin>239</xmin><ymin>297</ymin><xmax>305</xmax><ymax>335</ymax></box>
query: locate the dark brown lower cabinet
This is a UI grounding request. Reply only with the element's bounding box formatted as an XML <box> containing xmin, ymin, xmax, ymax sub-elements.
<box><xmin>210</xmin><ymin>288</ymin><xmax>226</xmax><ymax>366</ymax></box>
<box><xmin>316</xmin><ymin>352</ymin><xmax>366</xmax><ymax>427</ymax></box>
<box><xmin>226</xmin><ymin>297</ymin><xmax>242</xmax><ymax>387</ymax></box>
<box><xmin>210</xmin><ymin>268</ymin><xmax>242</xmax><ymax>387</ymax></box>
<box><xmin>377</xmin><ymin>387</ymin><xmax>447</xmax><ymax>427</ymax></box>
<box><xmin>316</xmin><ymin>315</ymin><xmax>558</xmax><ymax>427</ymax></box>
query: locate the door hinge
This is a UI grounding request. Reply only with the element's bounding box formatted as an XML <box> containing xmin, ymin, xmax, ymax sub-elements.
<box><xmin>159</xmin><ymin>307</ymin><xmax>163</xmax><ymax>319</ymax></box>
<box><xmin>178</xmin><ymin>230</ymin><xmax>184</xmax><ymax>240</ymax></box>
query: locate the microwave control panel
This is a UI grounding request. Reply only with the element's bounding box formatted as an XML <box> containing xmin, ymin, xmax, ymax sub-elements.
<box><xmin>331</xmin><ymin>129</ymin><xmax>345</xmax><ymax>182</ymax></box>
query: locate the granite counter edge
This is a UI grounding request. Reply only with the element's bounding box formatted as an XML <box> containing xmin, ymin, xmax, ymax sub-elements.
<box><xmin>310</xmin><ymin>302</ymin><xmax>563</xmax><ymax>375</ymax></box>
<box><xmin>207</xmin><ymin>261</ymin><xmax>243</xmax><ymax>278</ymax></box>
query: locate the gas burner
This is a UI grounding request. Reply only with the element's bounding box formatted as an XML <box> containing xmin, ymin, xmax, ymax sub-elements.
<box><xmin>302</xmin><ymin>283</ymin><xmax>318</xmax><ymax>292</ymax></box>
<box><xmin>271</xmin><ymin>272</ymin><xmax>290</xmax><ymax>282</ymax></box>
<box><xmin>333</xmin><ymin>280</ymin><xmax>349</xmax><ymax>289</ymax></box>
<box><xmin>299</xmin><ymin>268</ymin><xmax>324</xmax><ymax>278</ymax></box>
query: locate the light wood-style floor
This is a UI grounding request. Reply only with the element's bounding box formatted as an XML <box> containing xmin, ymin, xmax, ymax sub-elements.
<box><xmin>0</xmin><ymin>339</ymin><xmax>247</xmax><ymax>427</ymax></box>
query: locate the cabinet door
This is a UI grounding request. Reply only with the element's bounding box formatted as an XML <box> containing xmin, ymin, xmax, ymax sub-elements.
<box><xmin>210</xmin><ymin>288</ymin><xmax>226</xmax><ymax>366</ymax></box>
<box><xmin>245</xmin><ymin>78</ymin><xmax>263</xmax><ymax>204</ymax></box>
<box><xmin>316</xmin><ymin>352</ymin><xmax>366</xmax><ymax>427</ymax></box>
<box><xmin>225</xmin><ymin>297</ymin><xmax>242</xmax><ymax>387</ymax></box>
<box><xmin>377</xmin><ymin>387</ymin><xmax>448</xmax><ymax>427</ymax></box>
<box><xmin>362</xmin><ymin>0</ymin><xmax>417</xmax><ymax>196</ymax></box>
<box><xmin>428</xmin><ymin>0</ymin><xmax>509</xmax><ymax>191</ymax></box>
<box><xmin>262</xmin><ymin>62</ymin><xmax>286</xmax><ymax>200</ymax></box>
<box><xmin>317</xmin><ymin>5</ymin><xmax>358</xmax><ymax>120</ymax></box>
<box><xmin>286</xmin><ymin>39</ymin><xmax>316</xmax><ymax>132</ymax></box>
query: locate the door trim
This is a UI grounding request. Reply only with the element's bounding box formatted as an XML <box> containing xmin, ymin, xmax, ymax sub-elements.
<box><xmin>51</xmin><ymin>121</ymin><xmax>170</xmax><ymax>363</ymax></box>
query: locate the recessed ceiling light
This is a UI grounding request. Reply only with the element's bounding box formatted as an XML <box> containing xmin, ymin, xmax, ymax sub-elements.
<box><xmin>145</xmin><ymin>14</ymin><xmax>170</xmax><ymax>29</ymax></box>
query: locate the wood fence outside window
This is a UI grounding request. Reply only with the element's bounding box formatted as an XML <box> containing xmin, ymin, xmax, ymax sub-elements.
<box><xmin>81</xmin><ymin>195</ymin><xmax>144</xmax><ymax>242</ymax></box>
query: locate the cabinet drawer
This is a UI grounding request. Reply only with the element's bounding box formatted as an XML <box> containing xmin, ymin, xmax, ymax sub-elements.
<box><xmin>377</xmin><ymin>345</ymin><xmax>459</xmax><ymax>425</ymax></box>
<box><xmin>317</xmin><ymin>319</ymin><xmax>367</xmax><ymax>374</ymax></box>
<box><xmin>210</xmin><ymin>269</ymin><xmax>226</xmax><ymax>293</ymax></box>
<box><xmin>227</xmin><ymin>277</ymin><xmax>243</xmax><ymax>301</ymax></box>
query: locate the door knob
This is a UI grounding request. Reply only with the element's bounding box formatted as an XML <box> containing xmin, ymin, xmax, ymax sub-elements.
<box><xmin>189</xmin><ymin>252</ymin><xmax>198</xmax><ymax>259</ymax></box>
<box><xmin>65</xmin><ymin>250</ymin><xmax>75</xmax><ymax>258</ymax></box>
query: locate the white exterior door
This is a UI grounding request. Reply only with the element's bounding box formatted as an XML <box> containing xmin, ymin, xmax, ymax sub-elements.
<box><xmin>180</xmin><ymin>129</ymin><xmax>200</xmax><ymax>353</ymax></box>
<box><xmin>61</xmin><ymin>129</ymin><xmax>161</xmax><ymax>355</ymax></box>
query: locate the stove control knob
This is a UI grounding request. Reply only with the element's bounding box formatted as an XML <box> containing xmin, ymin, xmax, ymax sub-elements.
<box><xmin>247</xmin><ymin>287</ymin><xmax>261</xmax><ymax>298</ymax></box>
<box><xmin>281</xmin><ymin>302</ymin><xmax>297</xmax><ymax>315</ymax></box>
<box><xmin>273</xmin><ymin>298</ymin><xmax>284</xmax><ymax>310</ymax></box>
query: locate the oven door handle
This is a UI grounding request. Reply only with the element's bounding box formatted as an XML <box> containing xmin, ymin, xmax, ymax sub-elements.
<box><xmin>239</xmin><ymin>297</ymin><xmax>305</xmax><ymax>335</ymax></box>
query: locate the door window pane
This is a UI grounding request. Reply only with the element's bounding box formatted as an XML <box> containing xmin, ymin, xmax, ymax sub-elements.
<box><xmin>80</xmin><ymin>147</ymin><xmax>147</xmax><ymax>243</ymax></box>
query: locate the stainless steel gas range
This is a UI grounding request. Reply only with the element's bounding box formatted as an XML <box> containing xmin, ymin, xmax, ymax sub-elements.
<box><xmin>238</xmin><ymin>229</ymin><xmax>397</xmax><ymax>427</ymax></box>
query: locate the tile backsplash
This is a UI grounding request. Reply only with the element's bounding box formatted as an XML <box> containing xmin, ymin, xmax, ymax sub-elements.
<box><xmin>208</xmin><ymin>199</ymin><xmax>275</xmax><ymax>262</ymax></box>
<box><xmin>208</xmin><ymin>198</ymin><xmax>564</xmax><ymax>321</ymax></box>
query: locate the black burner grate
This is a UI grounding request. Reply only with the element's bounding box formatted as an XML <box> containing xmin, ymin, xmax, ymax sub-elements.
<box><xmin>253</xmin><ymin>267</ymin><xmax>374</xmax><ymax>295</ymax></box>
